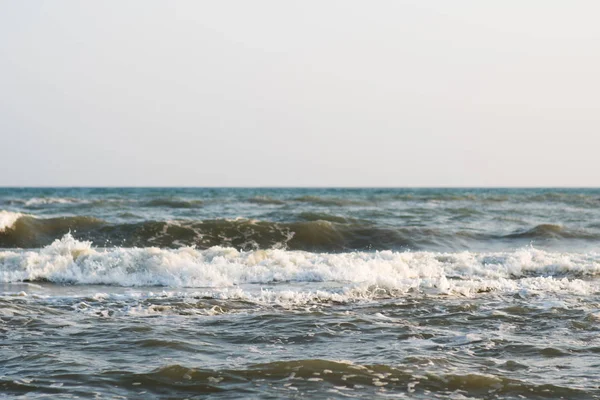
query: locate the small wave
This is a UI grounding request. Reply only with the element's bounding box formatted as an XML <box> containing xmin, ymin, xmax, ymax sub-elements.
<box><xmin>246</xmin><ymin>196</ymin><xmax>285</xmax><ymax>205</ymax></box>
<box><xmin>143</xmin><ymin>199</ymin><xmax>204</xmax><ymax>208</ymax></box>
<box><xmin>24</xmin><ymin>197</ymin><xmax>81</xmax><ymax>206</ymax></box>
<box><xmin>389</xmin><ymin>193</ymin><xmax>481</xmax><ymax>202</ymax></box>
<box><xmin>2</xmin><ymin>197</ymin><xmax>132</xmax><ymax>209</ymax></box>
<box><xmin>526</xmin><ymin>192</ymin><xmax>598</xmax><ymax>205</ymax></box>
<box><xmin>504</xmin><ymin>224</ymin><xmax>600</xmax><ymax>240</ymax></box>
<box><xmin>69</xmin><ymin>360</ymin><xmax>588</xmax><ymax>398</ymax></box>
<box><xmin>297</xmin><ymin>212</ymin><xmax>354</xmax><ymax>224</ymax></box>
<box><xmin>0</xmin><ymin>197</ymin><xmax>85</xmax><ymax>207</ymax></box>
<box><xmin>0</xmin><ymin>356</ymin><xmax>588</xmax><ymax>398</ymax></box>
<box><xmin>293</xmin><ymin>196</ymin><xmax>370</xmax><ymax>207</ymax></box>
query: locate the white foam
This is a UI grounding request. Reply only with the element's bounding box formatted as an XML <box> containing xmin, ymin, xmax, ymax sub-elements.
<box><xmin>1</xmin><ymin>234</ymin><xmax>599</xmax><ymax>298</ymax></box>
<box><xmin>24</xmin><ymin>197</ymin><xmax>80</xmax><ymax>206</ymax></box>
<box><xmin>0</xmin><ymin>210</ymin><xmax>24</xmax><ymax>232</ymax></box>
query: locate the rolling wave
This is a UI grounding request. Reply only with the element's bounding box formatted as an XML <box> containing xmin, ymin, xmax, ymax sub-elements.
<box><xmin>0</xmin><ymin>214</ymin><xmax>105</xmax><ymax>247</ymax></box>
<box><xmin>122</xmin><ymin>360</ymin><xmax>584</xmax><ymax>398</ymax></box>
<box><xmin>2</xmin><ymin>211</ymin><xmax>600</xmax><ymax>251</ymax></box>
<box><xmin>1</xmin><ymin>358</ymin><xmax>586</xmax><ymax>398</ymax></box>
<box><xmin>0</xmin><ymin>213</ymin><xmax>420</xmax><ymax>250</ymax></box>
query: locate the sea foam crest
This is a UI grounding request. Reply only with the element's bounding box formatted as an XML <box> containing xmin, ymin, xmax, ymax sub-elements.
<box><xmin>24</xmin><ymin>197</ymin><xmax>81</xmax><ymax>206</ymax></box>
<box><xmin>0</xmin><ymin>210</ymin><xmax>24</xmax><ymax>232</ymax></box>
<box><xmin>1</xmin><ymin>234</ymin><xmax>600</xmax><ymax>297</ymax></box>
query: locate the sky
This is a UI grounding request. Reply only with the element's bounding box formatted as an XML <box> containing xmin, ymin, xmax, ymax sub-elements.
<box><xmin>1</xmin><ymin>1</ymin><xmax>599</xmax><ymax>187</ymax></box>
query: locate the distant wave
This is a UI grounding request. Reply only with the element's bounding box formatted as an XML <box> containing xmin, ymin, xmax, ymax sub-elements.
<box><xmin>0</xmin><ymin>197</ymin><xmax>130</xmax><ymax>209</ymax></box>
<box><xmin>292</xmin><ymin>196</ymin><xmax>371</xmax><ymax>207</ymax></box>
<box><xmin>3</xmin><ymin>192</ymin><xmax>600</xmax><ymax>214</ymax></box>
<box><xmin>246</xmin><ymin>196</ymin><xmax>286</xmax><ymax>205</ymax></box>
<box><xmin>23</xmin><ymin>197</ymin><xmax>80</xmax><ymax>206</ymax></box>
<box><xmin>503</xmin><ymin>224</ymin><xmax>600</xmax><ymax>240</ymax></box>
<box><xmin>142</xmin><ymin>198</ymin><xmax>204</xmax><ymax>208</ymax></box>
<box><xmin>297</xmin><ymin>212</ymin><xmax>355</xmax><ymax>224</ymax></box>
<box><xmin>1</xmin><ymin>197</ymin><xmax>204</xmax><ymax>209</ymax></box>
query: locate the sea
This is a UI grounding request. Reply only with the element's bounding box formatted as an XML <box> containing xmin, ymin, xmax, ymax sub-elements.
<box><xmin>1</xmin><ymin>188</ymin><xmax>600</xmax><ymax>399</ymax></box>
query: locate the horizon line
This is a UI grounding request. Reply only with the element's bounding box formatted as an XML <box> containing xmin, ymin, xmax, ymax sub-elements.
<box><xmin>1</xmin><ymin>186</ymin><xmax>599</xmax><ymax>190</ymax></box>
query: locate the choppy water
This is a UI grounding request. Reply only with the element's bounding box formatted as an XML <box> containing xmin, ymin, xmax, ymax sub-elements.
<box><xmin>1</xmin><ymin>188</ymin><xmax>600</xmax><ymax>399</ymax></box>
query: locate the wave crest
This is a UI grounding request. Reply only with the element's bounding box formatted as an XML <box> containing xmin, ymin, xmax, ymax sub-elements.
<box><xmin>0</xmin><ymin>211</ymin><xmax>24</xmax><ymax>232</ymax></box>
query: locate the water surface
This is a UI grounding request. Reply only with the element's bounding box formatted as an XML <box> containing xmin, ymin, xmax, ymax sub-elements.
<box><xmin>1</xmin><ymin>188</ymin><xmax>600</xmax><ymax>398</ymax></box>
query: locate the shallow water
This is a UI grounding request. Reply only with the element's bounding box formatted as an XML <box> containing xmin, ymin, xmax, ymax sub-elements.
<box><xmin>1</xmin><ymin>188</ymin><xmax>600</xmax><ymax>398</ymax></box>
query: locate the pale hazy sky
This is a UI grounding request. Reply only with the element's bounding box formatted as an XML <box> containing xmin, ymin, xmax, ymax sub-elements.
<box><xmin>1</xmin><ymin>1</ymin><xmax>599</xmax><ymax>187</ymax></box>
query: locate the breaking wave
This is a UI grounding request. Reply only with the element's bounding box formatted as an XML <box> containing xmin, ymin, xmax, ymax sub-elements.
<box><xmin>0</xmin><ymin>214</ymin><xmax>105</xmax><ymax>247</ymax></box>
<box><xmin>0</xmin><ymin>211</ymin><xmax>24</xmax><ymax>233</ymax></box>
<box><xmin>1</xmin><ymin>234</ymin><xmax>599</xmax><ymax>298</ymax></box>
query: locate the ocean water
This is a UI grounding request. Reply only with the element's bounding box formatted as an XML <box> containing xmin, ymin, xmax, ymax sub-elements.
<box><xmin>1</xmin><ymin>188</ymin><xmax>600</xmax><ymax>399</ymax></box>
